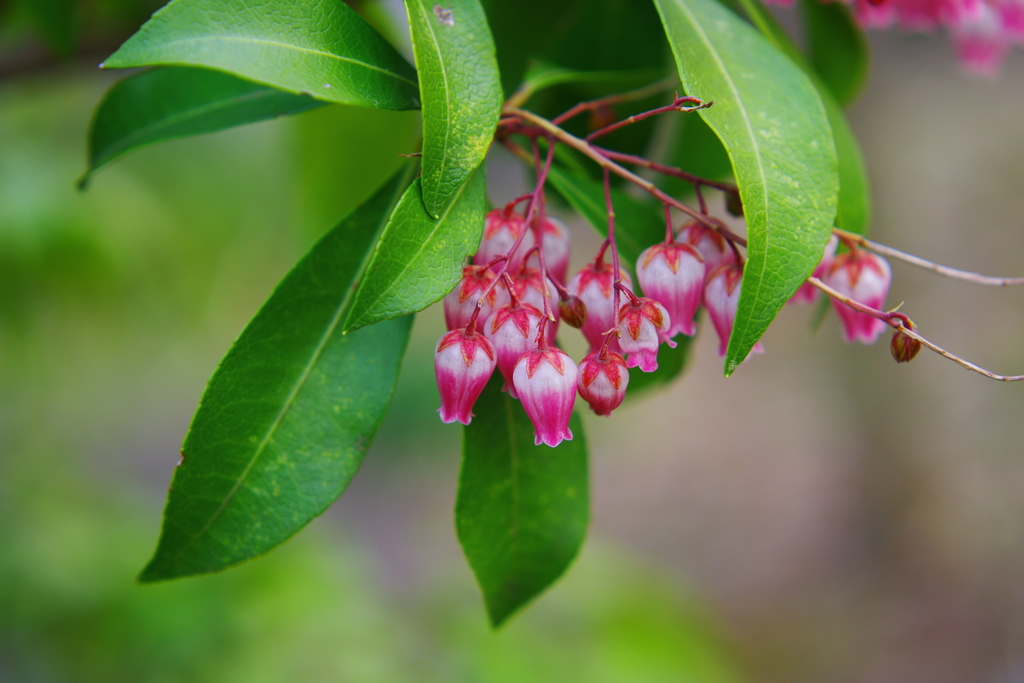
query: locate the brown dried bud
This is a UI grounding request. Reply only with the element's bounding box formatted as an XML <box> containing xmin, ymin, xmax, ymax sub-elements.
<box><xmin>559</xmin><ymin>295</ymin><xmax>587</xmax><ymax>329</ymax></box>
<box><xmin>725</xmin><ymin>189</ymin><xmax>743</xmax><ymax>217</ymax></box>
<box><xmin>890</xmin><ymin>325</ymin><xmax>922</xmax><ymax>364</ymax></box>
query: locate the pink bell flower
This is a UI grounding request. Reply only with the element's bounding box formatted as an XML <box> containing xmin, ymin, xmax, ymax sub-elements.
<box><xmin>577</xmin><ymin>351</ymin><xmax>629</xmax><ymax>417</ymax></box>
<box><xmin>513</xmin><ymin>346</ymin><xmax>578</xmax><ymax>447</ymax></box>
<box><xmin>511</xmin><ymin>266</ymin><xmax>559</xmax><ymax>343</ymax></box>
<box><xmin>443</xmin><ymin>265</ymin><xmax>509</xmax><ymax>330</ymax></box>
<box><xmin>704</xmin><ymin>262</ymin><xmax>765</xmax><ymax>358</ymax></box>
<box><xmin>474</xmin><ymin>208</ymin><xmax>535</xmax><ymax>274</ymax></box>
<box><xmin>789</xmin><ymin>235</ymin><xmax>839</xmax><ymax>305</ymax></box>
<box><xmin>636</xmin><ymin>242</ymin><xmax>706</xmax><ymax>337</ymax></box>
<box><xmin>434</xmin><ymin>327</ymin><xmax>496</xmax><ymax>425</ymax></box>
<box><xmin>676</xmin><ymin>221</ymin><xmax>734</xmax><ymax>271</ymax></box>
<box><xmin>526</xmin><ymin>215</ymin><xmax>571</xmax><ymax>283</ymax></box>
<box><xmin>483</xmin><ymin>301</ymin><xmax>544</xmax><ymax>398</ymax></box>
<box><xmin>823</xmin><ymin>250</ymin><xmax>892</xmax><ymax>344</ymax></box>
<box><xmin>618</xmin><ymin>296</ymin><xmax>675</xmax><ymax>372</ymax></box>
<box><xmin>567</xmin><ymin>260</ymin><xmax>633</xmax><ymax>352</ymax></box>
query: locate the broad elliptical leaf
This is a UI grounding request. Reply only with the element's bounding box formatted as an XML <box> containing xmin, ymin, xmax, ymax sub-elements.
<box><xmin>654</xmin><ymin>0</ymin><xmax>839</xmax><ymax>374</ymax></box>
<box><xmin>456</xmin><ymin>375</ymin><xmax>589</xmax><ymax>627</ymax></box>
<box><xmin>139</xmin><ymin>168</ymin><xmax>415</xmax><ymax>582</ymax></box>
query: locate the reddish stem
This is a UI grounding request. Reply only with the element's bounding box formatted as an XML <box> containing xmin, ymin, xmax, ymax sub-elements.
<box><xmin>585</xmin><ymin>96</ymin><xmax>711</xmax><ymax>142</ymax></box>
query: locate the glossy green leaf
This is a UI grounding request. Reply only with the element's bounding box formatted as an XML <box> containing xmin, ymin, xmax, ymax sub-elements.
<box><xmin>83</xmin><ymin>67</ymin><xmax>324</xmax><ymax>183</ymax></box>
<box><xmin>654</xmin><ymin>0</ymin><xmax>838</xmax><ymax>375</ymax></box>
<box><xmin>800</xmin><ymin>0</ymin><xmax>869</xmax><ymax>106</ymax></box>
<box><xmin>734</xmin><ymin>0</ymin><xmax>871</xmax><ymax>235</ymax></box>
<box><xmin>102</xmin><ymin>0</ymin><xmax>420</xmax><ymax>110</ymax></box>
<box><xmin>345</xmin><ymin>166</ymin><xmax>486</xmax><ymax>330</ymax></box>
<box><xmin>545</xmin><ymin>164</ymin><xmax>664</xmax><ymax>271</ymax></box>
<box><xmin>404</xmin><ymin>0</ymin><xmax>502</xmax><ymax>217</ymax></box>
<box><xmin>457</xmin><ymin>375</ymin><xmax>589</xmax><ymax>627</ymax></box>
<box><xmin>139</xmin><ymin>168</ymin><xmax>415</xmax><ymax>582</ymax></box>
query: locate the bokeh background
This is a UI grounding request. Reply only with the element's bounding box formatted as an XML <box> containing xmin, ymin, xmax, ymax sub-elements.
<box><xmin>2</xmin><ymin>0</ymin><xmax>1024</xmax><ymax>681</ymax></box>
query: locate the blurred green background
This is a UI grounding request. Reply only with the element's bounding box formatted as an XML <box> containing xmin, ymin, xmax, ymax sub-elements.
<box><xmin>3</xmin><ymin>1</ymin><xmax>1024</xmax><ymax>681</ymax></box>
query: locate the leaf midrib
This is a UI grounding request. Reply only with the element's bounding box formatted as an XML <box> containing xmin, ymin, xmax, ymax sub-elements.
<box><xmin>114</xmin><ymin>35</ymin><xmax>418</xmax><ymax>87</ymax></box>
<box><xmin>161</xmin><ymin>178</ymin><xmax>408</xmax><ymax>569</ymax></box>
<box><xmin>669</xmin><ymin>0</ymin><xmax>771</xmax><ymax>346</ymax></box>
<box><xmin>412</xmin><ymin>0</ymin><xmax>455</xmax><ymax>195</ymax></box>
<box><xmin>350</xmin><ymin>175</ymin><xmax>474</xmax><ymax>325</ymax></box>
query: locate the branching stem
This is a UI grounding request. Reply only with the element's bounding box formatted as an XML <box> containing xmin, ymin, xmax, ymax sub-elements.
<box><xmin>808</xmin><ymin>277</ymin><xmax>1024</xmax><ymax>381</ymax></box>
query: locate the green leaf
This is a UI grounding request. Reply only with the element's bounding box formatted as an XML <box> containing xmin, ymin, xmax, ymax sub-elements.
<box><xmin>545</xmin><ymin>164</ymin><xmax>664</xmax><ymax>271</ymax></box>
<box><xmin>345</xmin><ymin>166</ymin><xmax>486</xmax><ymax>331</ymax></box>
<box><xmin>102</xmin><ymin>0</ymin><xmax>420</xmax><ymax>110</ymax></box>
<box><xmin>654</xmin><ymin>0</ymin><xmax>839</xmax><ymax>375</ymax></box>
<box><xmin>800</xmin><ymin>0</ymin><xmax>869</xmax><ymax>106</ymax></box>
<box><xmin>82</xmin><ymin>67</ymin><xmax>324</xmax><ymax>183</ymax></box>
<box><xmin>404</xmin><ymin>0</ymin><xmax>502</xmax><ymax>217</ymax></box>
<box><xmin>456</xmin><ymin>375</ymin><xmax>589</xmax><ymax>627</ymax></box>
<box><xmin>139</xmin><ymin>168</ymin><xmax>415</xmax><ymax>582</ymax></box>
<box><xmin>733</xmin><ymin>0</ymin><xmax>871</xmax><ymax>235</ymax></box>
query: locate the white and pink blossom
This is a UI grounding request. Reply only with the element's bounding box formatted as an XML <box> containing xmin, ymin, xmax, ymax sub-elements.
<box><xmin>577</xmin><ymin>351</ymin><xmax>629</xmax><ymax>416</ymax></box>
<box><xmin>823</xmin><ymin>250</ymin><xmax>892</xmax><ymax>344</ymax></box>
<box><xmin>636</xmin><ymin>241</ymin><xmax>705</xmax><ymax>337</ymax></box>
<box><xmin>434</xmin><ymin>328</ymin><xmax>496</xmax><ymax>425</ymax></box>
<box><xmin>513</xmin><ymin>346</ymin><xmax>578</xmax><ymax>447</ymax></box>
<box><xmin>618</xmin><ymin>296</ymin><xmax>675</xmax><ymax>372</ymax></box>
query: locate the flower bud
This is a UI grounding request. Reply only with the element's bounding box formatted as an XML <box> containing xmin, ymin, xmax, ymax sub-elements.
<box><xmin>823</xmin><ymin>250</ymin><xmax>892</xmax><ymax>344</ymax></box>
<box><xmin>618</xmin><ymin>296</ymin><xmax>675</xmax><ymax>372</ymax></box>
<box><xmin>789</xmin><ymin>235</ymin><xmax>839</xmax><ymax>305</ymax></box>
<box><xmin>704</xmin><ymin>262</ymin><xmax>765</xmax><ymax>358</ymax></box>
<box><xmin>725</xmin><ymin>190</ymin><xmax>744</xmax><ymax>217</ymax></box>
<box><xmin>475</xmin><ymin>208</ymin><xmax>535</xmax><ymax>273</ymax></box>
<box><xmin>567</xmin><ymin>261</ymin><xmax>633</xmax><ymax>352</ymax></box>
<box><xmin>483</xmin><ymin>301</ymin><xmax>544</xmax><ymax>398</ymax></box>
<box><xmin>577</xmin><ymin>351</ymin><xmax>629</xmax><ymax>417</ymax></box>
<box><xmin>434</xmin><ymin>328</ymin><xmax>496</xmax><ymax>425</ymax></box>
<box><xmin>636</xmin><ymin>242</ymin><xmax>705</xmax><ymax>338</ymax></box>
<box><xmin>890</xmin><ymin>325</ymin><xmax>922</xmax><ymax>364</ymax></box>
<box><xmin>676</xmin><ymin>221</ymin><xmax>734</xmax><ymax>271</ymax></box>
<box><xmin>559</xmin><ymin>295</ymin><xmax>587</xmax><ymax>329</ymax></box>
<box><xmin>443</xmin><ymin>265</ymin><xmax>508</xmax><ymax>330</ymax></box>
<box><xmin>526</xmin><ymin>215</ymin><xmax>571</xmax><ymax>284</ymax></box>
<box><xmin>513</xmin><ymin>346</ymin><xmax>578</xmax><ymax>447</ymax></box>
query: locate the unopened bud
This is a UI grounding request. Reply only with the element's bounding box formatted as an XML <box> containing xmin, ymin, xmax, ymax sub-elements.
<box><xmin>559</xmin><ymin>296</ymin><xmax>587</xmax><ymax>328</ymax></box>
<box><xmin>725</xmin><ymin>190</ymin><xmax>743</xmax><ymax>217</ymax></box>
<box><xmin>890</xmin><ymin>325</ymin><xmax>922</xmax><ymax>364</ymax></box>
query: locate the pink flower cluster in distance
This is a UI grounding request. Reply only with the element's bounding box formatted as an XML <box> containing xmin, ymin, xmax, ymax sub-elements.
<box><xmin>435</xmin><ymin>209</ymin><xmax>892</xmax><ymax>447</ymax></box>
<box><xmin>768</xmin><ymin>0</ymin><xmax>1024</xmax><ymax>76</ymax></box>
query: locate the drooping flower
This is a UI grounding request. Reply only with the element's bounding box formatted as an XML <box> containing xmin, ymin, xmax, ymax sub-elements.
<box><xmin>474</xmin><ymin>208</ymin><xmax>535</xmax><ymax>273</ymax></box>
<box><xmin>526</xmin><ymin>215</ymin><xmax>571</xmax><ymax>283</ymax></box>
<box><xmin>789</xmin><ymin>235</ymin><xmax>839</xmax><ymax>305</ymax></box>
<box><xmin>511</xmin><ymin>266</ymin><xmax>559</xmax><ymax>343</ymax></box>
<box><xmin>618</xmin><ymin>296</ymin><xmax>675</xmax><ymax>372</ymax></box>
<box><xmin>513</xmin><ymin>346</ymin><xmax>578</xmax><ymax>447</ymax></box>
<box><xmin>676</xmin><ymin>221</ymin><xmax>734</xmax><ymax>271</ymax></box>
<box><xmin>823</xmin><ymin>250</ymin><xmax>892</xmax><ymax>344</ymax></box>
<box><xmin>577</xmin><ymin>351</ymin><xmax>629</xmax><ymax>416</ymax></box>
<box><xmin>483</xmin><ymin>301</ymin><xmax>544</xmax><ymax>398</ymax></box>
<box><xmin>567</xmin><ymin>260</ymin><xmax>633</xmax><ymax>352</ymax></box>
<box><xmin>636</xmin><ymin>241</ymin><xmax>705</xmax><ymax>337</ymax></box>
<box><xmin>434</xmin><ymin>327</ymin><xmax>496</xmax><ymax>425</ymax></box>
<box><xmin>704</xmin><ymin>262</ymin><xmax>765</xmax><ymax>358</ymax></box>
<box><xmin>443</xmin><ymin>265</ymin><xmax>509</xmax><ymax>331</ymax></box>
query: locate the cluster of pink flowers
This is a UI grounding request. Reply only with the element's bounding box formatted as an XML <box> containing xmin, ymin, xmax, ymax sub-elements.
<box><xmin>770</xmin><ymin>0</ymin><xmax>1024</xmax><ymax>76</ymax></box>
<box><xmin>435</xmin><ymin>209</ymin><xmax>894</xmax><ymax>447</ymax></box>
